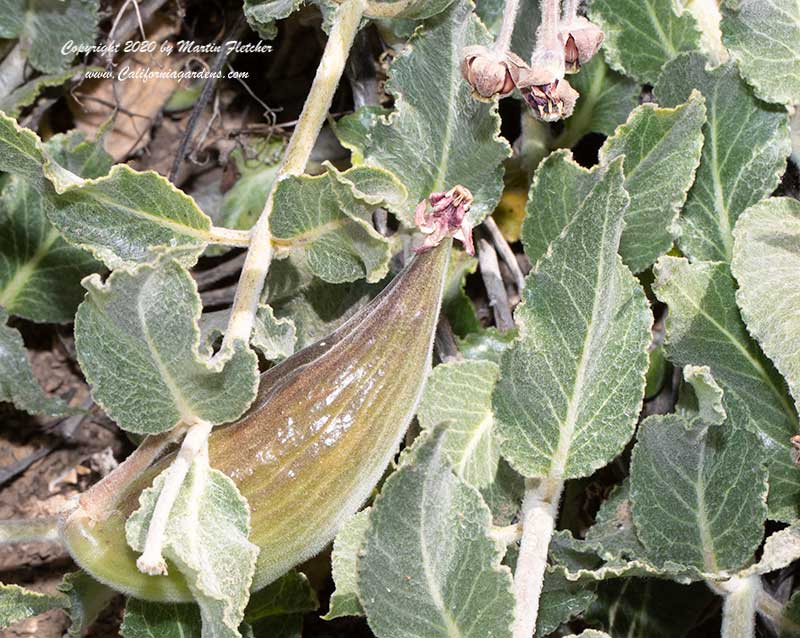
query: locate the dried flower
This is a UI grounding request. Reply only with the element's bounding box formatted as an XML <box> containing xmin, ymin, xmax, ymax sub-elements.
<box><xmin>461</xmin><ymin>45</ymin><xmax>516</xmax><ymax>101</ymax></box>
<box><xmin>516</xmin><ymin>64</ymin><xmax>579</xmax><ymax>122</ymax></box>
<box><xmin>559</xmin><ymin>16</ymin><xmax>604</xmax><ymax>73</ymax></box>
<box><xmin>414</xmin><ymin>186</ymin><xmax>475</xmax><ymax>255</ymax></box>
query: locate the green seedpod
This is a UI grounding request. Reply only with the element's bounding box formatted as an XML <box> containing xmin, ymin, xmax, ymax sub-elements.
<box><xmin>61</xmin><ymin>241</ymin><xmax>452</xmax><ymax>601</ymax></box>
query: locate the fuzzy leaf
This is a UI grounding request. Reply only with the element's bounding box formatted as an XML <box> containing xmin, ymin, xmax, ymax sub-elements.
<box><xmin>0</xmin><ymin>113</ymin><xmax>218</xmax><ymax>269</ymax></box>
<box><xmin>243</xmin><ymin>0</ymin><xmax>302</xmax><ymax>39</ymax></box>
<box><xmin>721</xmin><ymin>0</ymin><xmax>800</xmax><ymax>105</ymax></box>
<box><xmin>537</xmin><ymin>578</ymin><xmax>596</xmax><ymax>637</ymax></box>
<box><xmin>244</xmin><ymin>571</ymin><xmax>318</xmax><ymax>622</ymax></box>
<box><xmin>521</xmin><ymin>149</ymin><xmax>599</xmax><ymax>269</ymax></box>
<box><xmin>121</xmin><ymin>599</ymin><xmax>202</xmax><ymax>638</ymax></box>
<box><xmin>0</xmin><ymin>132</ymin><xmax>109</xmax><ymax>323</ymax></box>
<box><xmin>0</xmin><ymin>307</ymin><xmax>72</xmax><ymax>415</ymax></box>
<box><xmin>417</xmin><ymin>359</ymin><xmax>501</xmax><ymax>487</ymax></box>
<box><xmin>75</xmin><ymin>258</ymin><xmax>258</xmax><ymax>434</ymax></box>
<box><xmin>359</xmin><ymin>427</ymin><xmax>515</xmax><ymax>638</ymax></box>
<box><xmin>365</xmin><ymin>0</ymin><xmax>456</xmax><ymax>19</ymax></box>
<box><xmin>585</xmin><ymin>579</ymin><xmax>714</xmax><ymax>638</ymax></box>
<box><xmin>271</xmin><ymin>164</ymin><xmax>395</xmax><ymax>283</ymax></box>
<box><xmin>323</xmin><ymin>509</ymin><xmax>370</xmax><ymax>620</ymax></box>
<box><xmin>495</xmin><ymin>159</ymin><xmax>651</xmax><ymax>479</ymax></box>
<box><xmin>654</xmin><ymin>53</ymin><xmax>790</xmax><ymax>262</ymax></box>
<box><xmin>588</xmin><ymin>0</ymin><xmax>701</xmax><ymax>83</ymax></box>
<box><xmin>0</xmin><ymin>0</ymin><xmax>99</xmax><ymax>72</ymax></box>
<box><xmin>555</xmin><ymin>55</ymin><xmax>640</xmax><ymax>147</ymax></box>
<box><xmin>598</xmin><ymin>91</ymin><xmax>706</xmax><ymax>273</ymax></box>
<box><xmin>0</xmin><ymin>583</ymin><xmax>67</xmax><ymax>629</ymax></box>
<box><xmin>738</xmin><ymin>522</ymin><xmax>800</xmax><ymax>577</ymax></box>
<box><xmin>653</xmin><ymin>256</ymin><xmax>800</xmax><ymax>521</ymax></box>
<box><xmin>220</xmin><ymin>139</ymin><xmax>282</xmax><ymax>231</ymax></box>
<box><xmin>126</xmin><ymin>455</ymin><xmax>259</xmax><ymax>638</ymax></box>
<box><xmin>59</xmin><ymin>571</ymin><xmax>116</xmax><ymax>638</ymax></box>
<box><xmin>200</xmin><ymin>304</ymin><xmax>296</xmax><ymax>362</ymax></box>
<box><xmin>732</xmin><ymin>197</ymin><xmax>800</xmax><ymax>411</ymax></box>
<box><xmin>630</xmin><ymin>413</ymin><xmax>768</xmax><ymax>573</ymax></box>
<box><xmin>678</xmin><ymin>364</ymin><xmax>727</xmax><ymax>426</ymax></box>
<box><xmin>348</xmin><ymin>0</ymin><xmax>510</xmax><ymax>225</ymax></box>
<box><xmin>0</xmin><ymin>68</ymin><xmax>88</xmax><ymax>117</ymax></box>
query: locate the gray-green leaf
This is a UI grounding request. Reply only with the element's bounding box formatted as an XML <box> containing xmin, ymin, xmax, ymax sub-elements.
<box><xmin>348</xmin><ymin>0</ymin><xmax>510</xmax><ymax>225</ymax></box>
<box><xmin>598</xmin><ymin>91</ymin><xmax>706</xmax><ymax>273</ymax></box>
<box><xmin>588</xmin><ymin>0</ymin><xmax>701</xmax><ymax>83</ymax></box>
<box><xmin>0</xmin><ymin>0</ymin><xmax>99</xmax><ymax>73</ymax></box>
<box><xmin>417</xmin><ymin>359</ymin><xmax>501</xmax><ymax>487</ymax></box>
<box><xmin>495</xmin><ymin>158</ymin><xmax>651</xmax><ymax>479</ymax></box>
<box><xmin>243</xmin><ymin>0</ymin><xmax>302</xmax><ymax>39</ymax></box>
<box><xmin>359</xmin><ymin>427</ymin><xmax>515</xmax><ymax>638</ymax></box>
<box><xmin>653</xmin><ymin>256</ymin><xmax>800</xmax><ymax>521</ymax></box>
<box><xmin>75</xmin><ymin>258</ymin><xmax>258</xmax><ymax>434</ymax></box>
<box><xmin>630</xmin><ymin>413</ymin><xmax>768</xmax><ymax>574</ymax></box>
<box><xmin>732</xmin><ymin>197</ymin><xmax>800</xmax><ymax>411</ymax></box>
<box><xmin>323</xmin><ymin>509</ymin><xmax>370</xmax><ymax>620</ymax></box>
<box><xmin>0</xmin><ymin>583</ymin><xmax>67</xmax><ymax>630</ymax></box>
<box><xmin>220</xmin><ymin>139</ymin><xmax>283</xmax><ymax>231</ymax></box>
<box><xmin>0</xmin><ymin>307</ymin><xmax>72</xmax><ymax>415</ymax></box>
<box><xmin>121</xmin><ymin>599</ymin><xmax>202</xmax><ymax>638</ymax></box>
<box><xmin>721</xmin><ymin>0</ymin><xmax>800</xmax><ymax>105</ymax></box>
<box><xmin>554</xmin><ymin>55</ymin><xmax>640</xmax><ymax>148</ymax></box>
<box><xmin>0</xmin><ymin>112</ymin><xmax>219</xmax><ymax>270</ymax></box>
<box><xmin>0</xmin><ymin>131</ymin><xmax>109</xmax><ymax>323</ymax></box>
<box><xmin>654</xmin><ymin>53</ymin><xmax>790</xmax><ymax>262</ymax></box>
<box><xmin>126</xmin><ymin>455</ymin><xmax>259</xmax><ymax>638</ymax></box>
<box><xmin>271</xmin><ymin>164</ymin><xmax>396</xmax><ymax>283</ymax></box>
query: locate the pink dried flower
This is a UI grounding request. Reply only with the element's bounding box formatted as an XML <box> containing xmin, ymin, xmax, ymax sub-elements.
<box><xmin>559</xmin><ymin>16</ymin><xmax>604</xmax><ymax>74</ymax></box>
<box><xmin>414</xmin><ymin>186</ymin><xmax>475</xmax><ymax>256</ymax></box>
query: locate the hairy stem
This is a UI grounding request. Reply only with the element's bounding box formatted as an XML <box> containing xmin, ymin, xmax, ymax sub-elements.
<box><xmin>218</xmin><ymin>0</ymin><xmax>367</xmax><ymax>353</ymax></box>
<box><xmin>77</xmin><ymin>431</ymin><xmax>174</xmax><ymax>520</ymax></box>
<box><xmin>0</xmin><ymin>517</ymin><xmax>60</xmax><ymax>545</ymax></box>
<box><xmin>136</xmin><ymin>419</ymin><xmax>212</xmax><ymax>575</ymax></box>
<box><xmin>536</xmin><ymin>0</ymin><xmax>562</xmax><ymax>54</ymax></box>
<box><xmin>512</xmin><ymin>477</ymin><xmax>564</xmax><ymax>638</ymax></box>
<box><xmin>720</xmin><ymin>575</ymin><xmax>761</xmax><ymax>638</ymax></box>
<box><xmin>207</xmin><ymin>225</ymin><xmax>252</xmax><ymax>246</ymax></box>
<box><xmin>562</xmin><ymin>0</ymin><xmax>580</xmax><ymax>22</ymax></box>
<box><xmin>493</xmin><ymin>0</ymin><xmax>522</xmax><ymax>53</ymax></box>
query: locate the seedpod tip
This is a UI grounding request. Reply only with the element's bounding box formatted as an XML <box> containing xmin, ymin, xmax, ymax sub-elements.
<box><xmin>61</xmin><ymin>240</ymin><xmax>452</xmax><ymax>600</ymax></box>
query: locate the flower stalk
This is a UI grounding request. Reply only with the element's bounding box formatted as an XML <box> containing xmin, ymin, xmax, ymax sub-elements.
<box><xmin>720</xmin><ymin>575</ymin><xmax>761</xmax><ymax>638</ymax></box>
<box><xmin>494</xmin><ymin>0</ymin><xmax>522</xmax><ymax>54</ymax></box>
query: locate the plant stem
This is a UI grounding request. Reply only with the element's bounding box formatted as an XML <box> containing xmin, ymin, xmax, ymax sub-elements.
<box><xmin>493</xmin><ymin>0</ymin><xmax>522</xmax><ymax>53</ymax></box>
<box><xmin>218</xmin><ymin>0</ymin><xmax>367</xmax><ymax>354</ymax></box>
<box><xmin>207</xmin><ymin>226</ymin><xmax>252</xmax><ymax>246</ymax></box>
<box><xmin>512</xmin><ymin>477</ymin><xmax>564</xmax><ymax>638</ymax></box>
<box><xmin>536</xmin><ymin>0</ymin><xmax>562</xmax><ymax>54</ymax></box>
<box><xmin>562</xmin><ymin>0</ymin><xmax>580</xmax><ymax>22</ymax></box>
<box><xmin>136</xmin><ymin>419</ymin><xmax>212</xmax><ymax>575</ymax></box>
<box><xmin>720</xmin><ymin>575</ymin><xmax>761</xmax><ymax>638</ymax></box>
<box><xmin>0</xmin><ymin>517</ymin><xmax>60</xmax><ymax>545</ymax></box>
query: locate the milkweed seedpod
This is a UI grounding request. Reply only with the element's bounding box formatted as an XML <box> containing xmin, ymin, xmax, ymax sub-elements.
<box><xmin>61</xmin><ymin>240</ymin><xmax>453</xmax><ymax>600</ymax></box>
<box><xmin>414</xmin><ymin>185</ymin><xmax>475</xmax><ymax>255</ymax></box>
<box><xmin>559</xmin><ymin>16</ymin><xmax>604</xmax><ymax>73</ymax></box>
<box><xmin>460</xmin><ymin>45</ymin><xmax>516</xmax><ymax>101</ymax></box>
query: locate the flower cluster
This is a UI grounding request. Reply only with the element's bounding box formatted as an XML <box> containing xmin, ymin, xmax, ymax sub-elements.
<box><xmin>460</xmin><ymin>1</ymin><xmax>603</xmax><ymax>122</ymax></box>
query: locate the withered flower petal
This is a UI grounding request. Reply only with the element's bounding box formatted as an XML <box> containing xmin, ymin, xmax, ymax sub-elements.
<box><xmin>518</xmin><ymin>76</ymin><xmax>579</xmax><ymax>122</ymax></box>
<box><xmin>414</xmin><ymin>185</ymin><xmax>475</xmax><ymax>256</ymax></box>
<box><xmin>559</xmin><ymin>16</ymin><xmax>604</xmax><ymax>74</ymax></box>
<box><xmin>461</xmin><ymin>45</ymin><xmax>516</xmax><ymax>101</ymax></box>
